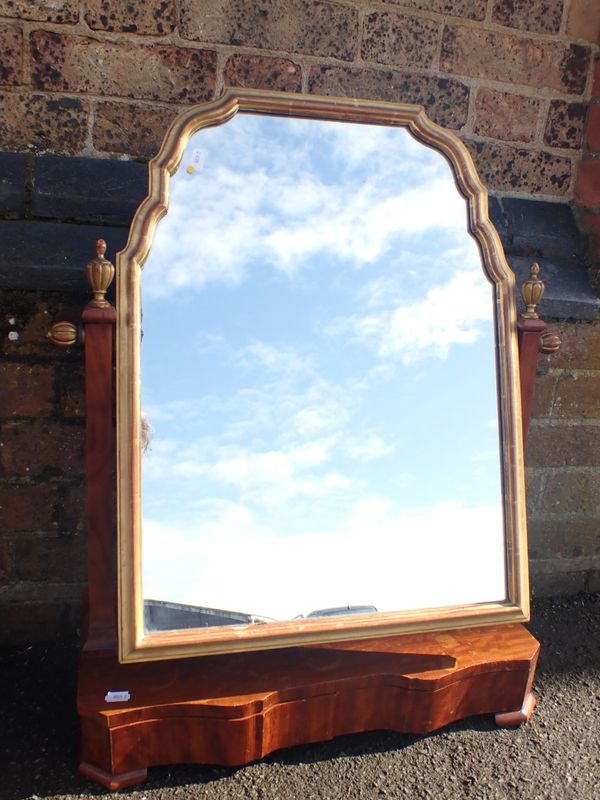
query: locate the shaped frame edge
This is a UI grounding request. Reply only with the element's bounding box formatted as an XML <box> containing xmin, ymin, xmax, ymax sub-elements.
<box><xmin>116</xmin><ymin>89</ymin><xmax>529</xmax><ymax>664</ymax></box>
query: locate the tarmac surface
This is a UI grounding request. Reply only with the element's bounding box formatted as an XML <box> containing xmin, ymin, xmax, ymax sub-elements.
<box><xmin>2</xmin><ymin>593</ymin><xmax>598</xmax><ymax>800</ymax></box>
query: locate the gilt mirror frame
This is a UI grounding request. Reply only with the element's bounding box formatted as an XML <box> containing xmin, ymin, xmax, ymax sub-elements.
<box><xmin>116</xmin><ymin>89</ymin><xmax>528</xmax><ymax>664</ymax></box>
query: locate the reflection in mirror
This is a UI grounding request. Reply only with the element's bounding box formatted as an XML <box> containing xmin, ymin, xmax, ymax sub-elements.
<box><xmin>140</xmin><ymin>114</ymin><xmax>505</xmax><ymax>633</ymax></box>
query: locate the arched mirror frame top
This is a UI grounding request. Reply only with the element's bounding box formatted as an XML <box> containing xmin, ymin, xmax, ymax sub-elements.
<box><xmin>116</xmin><ymin>89</ymin><xmax>528</xmax><ymax>664</ymax></box>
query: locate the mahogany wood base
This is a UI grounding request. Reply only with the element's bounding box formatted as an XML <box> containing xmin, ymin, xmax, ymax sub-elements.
<box><xmin>78</xmin><ymin>624</ymin><xmax>539</xmax><ymax>790</ymax></box>
<box><xmin>79</xmin><ymin>763</ymin><xmax>148</xmax><ymax>792</ymax></box>
<box><xmin>495</xmin><ymin>691</ymin><xmax>536</xmax><ymax>727</ymax></box>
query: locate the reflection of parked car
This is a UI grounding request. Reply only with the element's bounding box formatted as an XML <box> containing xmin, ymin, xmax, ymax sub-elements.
<box><xmin>144</xmin><ymin>599</ymin><xmax>274</xmax><ymax>630</ymax></box>
<box><xmin>297</xmin><ymin>605</ymin><xmax>378</xmax><ymax>620</ymax></box>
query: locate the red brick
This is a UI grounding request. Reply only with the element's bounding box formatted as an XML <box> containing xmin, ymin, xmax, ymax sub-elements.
<box><xmin>529</xmin><ymin>562</ymin><xmax>592</xmax><ymax>596</ymax></box>
<box><xmin>0</xmin><ymin>421</ymin><xmax>84</xmax><ymax>479</ymax></box>
<box><xmin>566</xmin><ymin>0</ymin><xmax>600</xmax><ymax>45</ymax></box>
<box><xmin>0</xmin><ymin>599</ymin><xmax>83</xmax><ymax>642</ymax></box>
<box><xmin>85</xmin><ymin>0</ymin><xmax>176</xmax><ymax>35</ymax></box>
<box><xmin>553</xmin><ymin>373</ymin><xmax>600</xmax><ymax>418</ymax></box>
<box><xmin>0</xmin><ymin>362</ymin><xmax>54</xmax><ymax>417</ymax></box>
<box><xmin>308</xmin><ymin>66</ymin><xmax>470</xmax><ymax>130</ymax></box>
<box><xmin>582</xmin><ymin>212</ymin><xmax>600</xmax><ymax>260</ymax></box>
<box><xmin>540</xmin><ymin>322</ymin><xmax>600</xmax><ymax>371</ymax></box>
<box><xmin>15</xmin><ymin>534</ymin><xmax>86</xmax><ymax>581</ymax></box>
<box><xmin>361</xmin><ymin>11</ymin><xmax>439</xmax><ymax>69</ymax></box>
<box><xmin>587</xmin><ymin>105</ymin><xmax>600</xmax><ymax>154</ymax></box>
<box><xmin>530</xmin><ymin>372</ymin><xmax>558</xmax><ymax>417</ymax></box>
<box><xmin>0</xmin><ymin>0</ymin><xmax>79</xmax><ymax>23</ymax></box>
<box><xmin>56</xmin><ymin>363</ymin><xmax>85</xmax><ymax>419</ymax></box>
<box><xmin>441</xmin><ymin>25</ymin><xmax>590</xmax><ymax>95</ymax></box>
<box><xmin>92</xmin><ymin>100</ymin><xmax>179</xmax><ymax>159</ymax></box>
<box><xmin>526</xmin><ymin>424</ymin><xmax>600</xmax><ymax>467</ymax></box>
<box><xmin>0</xmin><ymin>537</ymin><xmax>13</xmax><ymax>581</ymax></box>
<box><xmin>467</xmin><ymin>140</ymin><xmax>571</xmax><ymax>196</ymax></box>
<box><xmin>543</xmin><ymin>470</ymin><xmax>600</xmax><ymax>514</ymax></box>
<box><xmin>59</xmin><ymin>482</ymin><xmax>86</xmax><ymax>534</ymax></box>
<box><xmin>224</xmin><ymin>55</ymin><xmax>302</xmax><ymax>93</ymax></box>
<box><xmin>0</xmin><ymin>485</ymin><xmax>58</xmax><ymax>532</ymax></box>
<box><xmin>31</xmin><ymin>31</ymin><xmax>217</xmax><ymax>104</ymax></box>
<box><xmin>525</xmin><ymin>470</ymin><xmax>544</xmax><ymax>516</ymax></box>
<box><xmin>385</xmin><ymin>0</ymin><xmax>486</xmax><ymax>19</ymax></box>
<box><xmin>574</xmin><ymin>159</ymin><xmax>600</xmax><ymax>209</ymax></box>
<box><xmin>473</xmin><ymin>89</ymin><xmax>540</xmax><ymax>143</ymax></box>
<box><xmin>0</xmin><ymin>92</ymin><xmax>88</xmax><ymax>154</ymax></box>
<box><xmin>593</xmin><ymin>56</ymin><xmax>600</xmax><ymax>97</ymax></box>
<box><xmin>492</xmin><ymin>0</ymin><xmax>563</xmax><ymax>35</ymax></box>
<box><xmin>544</xmin><ymin>100</ymin><xmax>586</xmax><ymax>150</ymax></box>
<box><xmin>528</xmin><ymin>516</ymin><xmax>600</xmax><ymax>559</ymax></box>
<box><xmin>0</xmin><ymin>24</ymin><xmax>23</xmax><ymax>86</ymax></box>
<box><xmin>181</xmin><ymin>0</ymin><xmax>358</xmax><ymax>61</ymax></box>
<box><xmin>1</xmin><ymin>298</ymin><xmax>82</xmax><ymax>359</ymax></box>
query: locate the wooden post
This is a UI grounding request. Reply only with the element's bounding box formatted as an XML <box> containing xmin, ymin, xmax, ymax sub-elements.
<box><xmin>517</xmin><ymin>262</ymin><xmax>560</xmax><ymax>444</ymax></box>
<box><xmin>81</xmin><ymin>240</ymin><xmax>117</xmax><ymax>655</ymax></box>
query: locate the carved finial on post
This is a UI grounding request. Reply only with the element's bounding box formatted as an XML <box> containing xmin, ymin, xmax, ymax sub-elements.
<box><xmin>520</xmin><ymin>262</ymin><xmax>544</xmax><ymax>319</ymax></box>
<box><xmin>85</xmin><ymin>239</ymin><xmax>115</xmax><ymax>308</ymax></box>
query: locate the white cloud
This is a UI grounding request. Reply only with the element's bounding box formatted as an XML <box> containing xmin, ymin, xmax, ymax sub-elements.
<box><xmin>143</xmin><ymin>499</ymin><xmax>506</xmax><ymax>621</ymax></box>
<box><xmin>142</xmin><ymin>115</ymin><xmax>473</xmax><ymax>297</ymax></box>
<box><xmin>328</xmin><ymin>266</ymin><xmax>493</xmax><ymax>365</ymax></box>
<box><xmin>344</xmin><ymin>432</ymin><xmax>396</xmax><ymax>462</ymax></box>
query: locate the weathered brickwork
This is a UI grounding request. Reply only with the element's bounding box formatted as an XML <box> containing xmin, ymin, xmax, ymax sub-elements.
<box><xmin>0</xmin><ymin>292</ymin><xmax>86</xmax><ymax>641</ymax></box>
<box><xmin>0</xmin><ymin>0</ymin><xmax>599</xmax><ymax>642</ymax></box>
<box><xmin>526</xmin><ymin>319</ymin><xmax>600</xmax><ymax>595</ymax></box>
<box><xmin>0</xmin><ymin>0</ymin><xmax>596</xmax><ymax>199</ymax></box>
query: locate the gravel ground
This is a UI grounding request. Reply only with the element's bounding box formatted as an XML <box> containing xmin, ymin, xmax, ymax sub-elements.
<box><xmin>2</xmin><ymin>594</ymin><xmax>598</xmax><ymax>800</ymax></box>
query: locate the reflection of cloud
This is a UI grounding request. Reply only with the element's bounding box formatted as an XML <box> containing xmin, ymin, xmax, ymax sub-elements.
<box><xmin>143</xmin><ymin>500</ymin><xmax>506</xmax><ymax>620</ymax></box>
<box><xmin>236</xmin><ymin>341</ymin><xmax>313</xmax><ymax>376</ymax></box>
<box><xmin>145</xmin><ymin>435</ymin><xmax>347</xmax><ymax>509</ymax></box>
<box><xmin>328</xmin><ymin>268</ymin><xmax>492</xmax><ymax>365</ymax></box>
<box><xmin>143</xmin><ymin>116</ymin><xmax>469</xmax><ymax>297</ymax></box>
<box><xmin>344</xmin><ymin>432</ymin><xmax>396</xmax><ymax>462</ymax></box>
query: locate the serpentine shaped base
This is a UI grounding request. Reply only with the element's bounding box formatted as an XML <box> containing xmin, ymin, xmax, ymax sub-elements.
<box><xmin>78</xmin><ymin>624</ymin><xmax>539</xmax><ymax>790</ymax></box>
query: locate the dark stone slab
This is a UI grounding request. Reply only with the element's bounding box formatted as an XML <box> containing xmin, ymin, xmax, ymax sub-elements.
<box><xmin>502</xmin><ymin>197</ymin><xmax>583</xmax><ymax>259</ymax></box>
<box><xmin>32</xmin><ymin>155</ymin><xmax>147</xmax><ymax>226</ymax></box>
<box><xmin>509</xmin><ymin>255</ymin><xmax>599</xmax><ymax>321</ymax></box>
<box><xmin>488</xmin><ymin>195</ymin><xmax>509</xmax><ymax>249</ymax></box>
<box><xmin>0</xmin><ymin>220</ymin><xmax>128</xmax><ymax>293</ymax></box>
<box><xmin>0</xmin><ymin>152</ymin><xmax>28</xmax><ymax>216</ymax></box>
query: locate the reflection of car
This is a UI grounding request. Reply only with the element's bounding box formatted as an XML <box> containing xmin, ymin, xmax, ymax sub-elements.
<box><xmin>297</xmin><ymin>605</ymin><xmax>378</xmax><ymax>620</ymax></box>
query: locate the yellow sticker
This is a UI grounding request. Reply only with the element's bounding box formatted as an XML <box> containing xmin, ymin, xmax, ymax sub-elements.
<box><xmin>186</xmin><ymin>166</ymin><xmax>196</xmax><ymax>175</ymax></box>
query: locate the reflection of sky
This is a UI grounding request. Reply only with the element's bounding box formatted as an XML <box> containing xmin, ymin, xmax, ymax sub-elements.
<box><xmin>141</xmin><ymin>115</ymin><xmax>505</xmax><ymax>622</ymax></box>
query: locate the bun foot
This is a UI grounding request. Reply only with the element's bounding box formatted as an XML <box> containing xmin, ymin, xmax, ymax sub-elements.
<box><xmin>79</xmin><ymin>763</ymin><xmax>147</xmax><ymax>791</ymax></box>
<box><xmin>495</xmin><ymin>692</ymin><xmax>536</xmax><ymax>727</ymax></box>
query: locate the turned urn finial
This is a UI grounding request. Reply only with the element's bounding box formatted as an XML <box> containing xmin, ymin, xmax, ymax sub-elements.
<box><xmin>520</xmin><ymin>262</ymin><xmax>545</xmax><ymax>320</ymax></box>
<box><xmin>85</xmin><ymin>239</ymin><xmax>115</xmax><ymax>308</ymax></box>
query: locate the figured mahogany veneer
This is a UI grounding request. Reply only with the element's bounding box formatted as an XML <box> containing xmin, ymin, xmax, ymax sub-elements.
<box><xmin>78</xmin><ymin>625</ymin><xmax>538</xmax><ymax>789</ymax></box>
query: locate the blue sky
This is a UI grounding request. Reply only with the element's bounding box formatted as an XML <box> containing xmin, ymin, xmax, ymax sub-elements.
<box><xmin>140</xmin><ymin>115</ymin><xmax>506</xmax><ymax>622</ymax></box>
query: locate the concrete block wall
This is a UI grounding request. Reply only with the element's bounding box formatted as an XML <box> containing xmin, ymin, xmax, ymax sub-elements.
<box><xmin>0</xmin><ymin>0</ymin><xmax>599</xmax><ymax>641</ymax></box>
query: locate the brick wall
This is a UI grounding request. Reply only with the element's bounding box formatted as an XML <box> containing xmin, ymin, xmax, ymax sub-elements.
<box><xmin>1</xmin><ymin>1</ymin><xmax>599</xmax><ymax>642</ymax></box>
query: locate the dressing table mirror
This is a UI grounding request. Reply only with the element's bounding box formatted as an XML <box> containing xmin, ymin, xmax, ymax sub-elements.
<box><xmin>72</xmin><ymin>90</ymin><xmax>550</xmax><ymax>790</ymax></box>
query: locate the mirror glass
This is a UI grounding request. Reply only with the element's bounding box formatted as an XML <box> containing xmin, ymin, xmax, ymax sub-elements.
<box><xmin>139</xmin><ymin>114</ymin><xmax>506</xmax><ymax>633</ymax></box>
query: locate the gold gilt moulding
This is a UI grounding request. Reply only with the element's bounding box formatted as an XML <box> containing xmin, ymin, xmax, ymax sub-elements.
<box><xmin>116</xmin><ymin>89</ymin><xmax>529</xmax><ymax>663</ymax></box>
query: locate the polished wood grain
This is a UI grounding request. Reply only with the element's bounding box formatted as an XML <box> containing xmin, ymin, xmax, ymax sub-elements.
<box><xmin>517</xmin><ymin>316</ymin><xmax>547</xmax><ymax>444</ymax></box>
<box><xmin>78</xmin><ymin>624</ymin><xmax>539</xmax><ymax>788</ymax></box>
<box><xmin>81</xmin><ymin>303</ymin><xmax>117</xmax><ymax>655</ymax></box>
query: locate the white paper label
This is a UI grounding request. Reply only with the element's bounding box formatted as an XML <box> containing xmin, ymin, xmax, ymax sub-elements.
<box><xmin>105</xmin><ymin>690</ymin><xmax>131</xmax><ymax>703</ymax></box>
